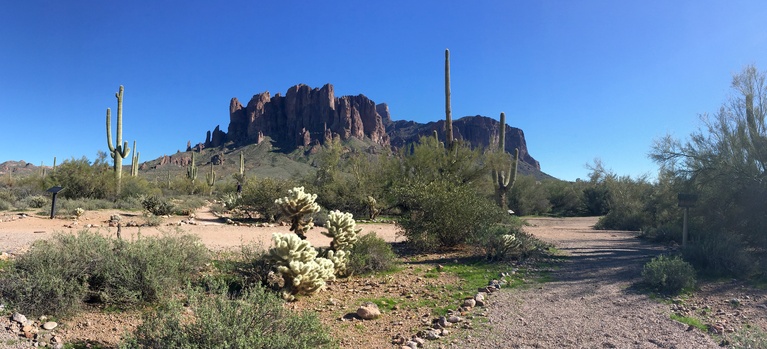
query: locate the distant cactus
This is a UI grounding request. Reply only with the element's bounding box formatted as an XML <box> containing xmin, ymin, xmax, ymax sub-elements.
<box><xmin>130</xmin><ymin>140</ymin><xmax>140</xmax><ymax>177</ymax></box>
<box><xmin>492</xmin><ymin>112</ymin><xmax>519</xmax><ymax>211</ymax></box>
<box><xmin>445</xmin><ymin>49</ymin><xmax>454</xmax><ymax>150</ymax></box>
<box><xmin>206</xmin><ymin>162</ymin><xmax>216</xmax><ymax>194</ymax></box>
<box><xmin>275</xmin><ymin>187</ymin><xmax>321</xmax><ymax>240</ymax></box>
<box><xmin>106</xmin><ymin>85</ymin><xmax>131</xmax><ymax>193</ymax></box>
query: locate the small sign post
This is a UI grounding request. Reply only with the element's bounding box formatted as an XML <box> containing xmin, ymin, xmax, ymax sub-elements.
<box><xmin>677</xmin><ymin>193</ymin><xmax>698</xmax><ymax>248</ymax></box>
<box><xmin>46</xmin><ymin>186</ymin><xmax>64</xmax><ymax>219</ymax></box>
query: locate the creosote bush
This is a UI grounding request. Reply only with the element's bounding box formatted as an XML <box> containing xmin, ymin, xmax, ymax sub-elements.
<box><xmin>641</xmin><ymin>255</ymin><xmax>696</xmax><ymax>294</ymax></box>
<box><xmin>120</xmin><ymin>284</ymin><xmax>335</xmax><ymax>349</ymax></box>
<box><xmin>0</xmin><ymin>230</ymin><xmax>209</xmax><ymax>316</ymax></box>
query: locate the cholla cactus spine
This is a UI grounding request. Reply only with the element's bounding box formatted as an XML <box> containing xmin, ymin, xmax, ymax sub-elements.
<box><xmin>275</xmin><ymin>187</ymin><xmax>321</xmax><ymax>239</ymax></box>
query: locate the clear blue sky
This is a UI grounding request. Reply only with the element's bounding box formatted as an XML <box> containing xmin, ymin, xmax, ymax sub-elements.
<box><xmin>2</xmin><ymin>1</ymin><xmax>766</xmax><ymax>181</ymax></box>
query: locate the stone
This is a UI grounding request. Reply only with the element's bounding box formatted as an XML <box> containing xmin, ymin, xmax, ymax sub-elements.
<box><xmin>42</xmin><ymin>321</ymin><xmax>58</xmax><ymax>330</ymax></box>
<box><xmin>423</xmin><ymin>329</ymin><xmax>441</xmax><ymax>340</ymax></box>
<box><xmin>357</xmin><ymin>302</ymin><xmax>381</xmax><ymax>320</ymax></box>
<box><xmin>447</xmin><ymin>315</ymin><xmax>462</xmax><ymax>323</ymax></box>
<box><xmin>462</xmin><ymin>299</ymin><xmax>477</xmax><ymax>308</ymax></box>
<box><xmin>11</xmin><ymin>312</ymin><xmax>27</xmax><ymax>324</ymax></box>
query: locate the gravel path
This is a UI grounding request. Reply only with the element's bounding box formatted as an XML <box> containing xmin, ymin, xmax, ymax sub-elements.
<box><xmin>464</xmin><ymin>217</ymin><xmax>718</xmax><ymax>349</ymax></box>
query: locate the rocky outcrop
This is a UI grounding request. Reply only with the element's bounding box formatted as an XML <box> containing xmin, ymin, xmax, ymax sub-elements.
<box><xmin>222</xmin><ymin>84</ymin><xmax>390</xmax><ymax>148</ymax></box>
<box><xmin>386</xmin><ymin>115</ymin><xmax>540</xmax><ymax>170</ymax></box>
<box><xmin>203</xmin><ymin>83</ymin><xmax>539</xmax><ymax>170</ymax></box>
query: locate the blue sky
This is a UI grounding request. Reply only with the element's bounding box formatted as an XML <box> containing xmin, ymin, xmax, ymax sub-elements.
<box><xmin>1</xmin><ymin>1</ymin><xmax>766</xmax><ymax>181</ymax></box>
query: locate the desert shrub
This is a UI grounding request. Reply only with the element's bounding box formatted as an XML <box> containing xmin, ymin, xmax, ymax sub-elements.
<box><xmin>542</xmin><ymin>179</ymin><xmax>585</xmax><ymax>216</ymax></box>
<box><xmin>120</xmin><ymin>176</ymin><xmax>161</xmax><ymax>200</ymax></box>
<box><xmin>240</xmin><ymin>177</ymin><xmax>296</xmax><ymax>221</ymax></box>
<box><xmin>0</xmin><ymin>198</ymin><xmax>11</xmax><ymax>211</ymax></box>
<box><xmin>20</xmin><ymin>195</ymin><xmax>48</xmax><ymax>209</ymax></box>
<box><xmin>594</xmin><ymin>209</ymin><xmax>648</xmax><ymax>231</ymax></box>
<box><xmin>473</xmin><ymin>221</ymin><xmax>547</xmax><ymax>261</ymax></box>
<box><xmin>508</xmin><ymin>175</ymin><xmax>552</xmax><ymax>216</ymax></box>
<box><xmin>59</xmin><ymin>197</ymin><xmax>115</xmax><ymax>212</ymax></box>
<box><xmin>115</xmin><ymin>196</ymin><xmax>144</xmax><ymax>211</ymax></box>
<box><xmin>395</xmin><ymin>178</ymin><xmax>505</xmax><ymax>250</ymax></box>
<box><xmin>172</xmin><ymin>195</ymin><xmax>207</xmax><ymax>216</ymax></box>
<box><xmin>140</xmin><ymin>195</ymin><xmax>174</xmax><ymax>216</ymax></box>
<box><xmin>641</xmin><ymin>255</ymin><xmax>696</xmax><ymax>294</ymax></box>
<box><xmin>0</xmin><ymin>230</ymin><xmax>209</xmax><ymax>316</ymax></box>
<box><xmin>45</xmin><ymin>156</ymin><xmax>115</xmax><ymax>200</ymax></box>
<box><xmin>682</xmin><ymin>230</ymin><xmax>755</xmax><ymax>277</ymax></box>
<box><xmin>120</xmin><ymin>284</ymin><xmax>335</xmax><ymax>349</ymax></box>
<box><xmin>142</xmin><ymin>215</ymin><xmax>163</xmax><ymax>227</ymax></box>
<box><xmin>347</xmin><ymin>233</ymin><xmax>398</xmax><ymax>275</ymax></box>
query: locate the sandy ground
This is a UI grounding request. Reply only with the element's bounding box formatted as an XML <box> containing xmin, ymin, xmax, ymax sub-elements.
<box><xmin>0</xmin><ymin>209</ymin><xmax>402</xmax><ymax>254</ymax></box>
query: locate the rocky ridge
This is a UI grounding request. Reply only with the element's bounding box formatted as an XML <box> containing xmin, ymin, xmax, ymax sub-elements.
<box><xmin>195</xmin><ymin>83</ymin><xmax>540</xmax><ymax>170</ymax></box>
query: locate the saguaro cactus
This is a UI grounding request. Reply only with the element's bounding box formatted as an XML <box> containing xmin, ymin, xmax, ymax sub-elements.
<box><xmin>186</xmin><ymin>152</ymin><xmax>198</xmax><ymax>184</ymax></box>
<box><xmin>445</xmin><ymin>49</ymin><xmax>454</xmax><ymax>149</ymax></box>
<box><xmin>106</xmin><ymin>85</ymin><xmax>131</xmax><ymax>192</ymax></box>
<box><xmin>130</xmin><ymin>140</ymin><xmax>140</xmax><ymax>177</ymax></box>
<box><xmin>206</xmin><ymin>162</ymin><xmax>216</xmax><ymax>194</ymax></box>
<box><xmin>492</xmin><ymin>112</ymin><xmax>519</xmax><ymax>211</ymax></box>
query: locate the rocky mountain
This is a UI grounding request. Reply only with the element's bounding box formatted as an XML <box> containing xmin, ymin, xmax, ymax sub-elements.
<box><xmin>196</xmin><ymin>83</ymin><xmax>540</xmax><ymax>171</ymax></box>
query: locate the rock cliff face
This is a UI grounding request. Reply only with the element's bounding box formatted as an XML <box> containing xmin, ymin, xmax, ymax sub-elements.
<box><xmin>204</xmin><ymin>83</ymin><xmax>539</xmax><ymax>171</ymax></box>
<box><xmin>221</xmin><ymin>83</ymin><xmax>389</xmax><ymax>148</ymax></box>
<box><xmin>385</xmin><ymin>116</ymin><xmax>539</xmax><ymax>170</ymax></box>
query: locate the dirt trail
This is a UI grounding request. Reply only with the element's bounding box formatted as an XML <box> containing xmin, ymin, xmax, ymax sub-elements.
<box><xmin>464</xmin><ymin>217</ymin><xmax>718</xmax><ymax>349</ymax></box>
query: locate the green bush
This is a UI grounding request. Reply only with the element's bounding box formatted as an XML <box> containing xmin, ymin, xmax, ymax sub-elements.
<box><xmin>140</xmin><ymin>195</ymin><xmax>175</xmax><ymax>216</ymax></box>
<box><xmin>240</xmin><ymin>177</ymin><xmax>296</xmax><ymax>221</ymax></box>
<box><xmin>641</xmin><ymin>255</ymin><xmax>696</xmax><ymax>294</ymax></box>
<box><xmin>347</xmin><ymin>233</ymin><xmax>398</xmax><ymax>275</ymax></box>
<box><xmin>0</xmin><ymin>230</ymin><xmax>210</xmax><ymax>316</ymax></box>
<box><xmin>473</xmin><ymin>222</ymin><xmax>547</xmax><ymax>261</ymax></box>
<box><xmin>120</xmin><ymin>285</ymin><xmax>336</xmax><ymax>349</ymax></box>
<box><xmin>682</xmin><ymin>230</ymin><xmax>755</xmax><ymax>277</ymax></box>
<box><xmin>395</xmin><ymin>178</ymin><xmax>505</xmax><ymax>250</ymax></box>
<box><xmin>21</xmin><ymin>195</ymin><xmax>48</xmax><ymax>209</ymax></box>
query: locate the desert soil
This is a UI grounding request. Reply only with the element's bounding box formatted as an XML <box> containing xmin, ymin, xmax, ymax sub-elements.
<box><xmin>1</xmin><ymin>212</ymin><xmax>765</xmax><ymax>348</ymax></box>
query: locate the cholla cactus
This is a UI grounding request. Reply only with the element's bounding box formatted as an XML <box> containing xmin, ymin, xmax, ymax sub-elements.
<box><xmin>325</xmin><ymin>249</ymin><xmax>349</xmax><ymax>277</ymax></box>
<box><xmin>275</xmin><ymin>187</ymin><xmax>321</xmax><ymax>239</ymax></box>
<box><xmin>74</xmin><ymin>207</ymin><xmax>85</xmax><ymax>220</ymax></box>
<box><xmin>323</xmin><ymin>210</ymin><xmax>360</xmax><ymax>252</ymax></box>
<box><xmin>269</xmin><ymin>232</ymin><xmax>318</xmax><ymax>265</ymax></box>
<box><xmin>269</xmin><ymin>233</ymin><xmax>335</xmax><ymax>298</ymax></box>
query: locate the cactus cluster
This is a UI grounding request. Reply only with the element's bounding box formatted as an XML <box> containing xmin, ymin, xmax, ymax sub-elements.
<box><xmin>275</xmin><ymin>187</ymin><xmax>321</xmax><ymax>239</ymax></box>
<box><xmin>268</xmin><ymin>233</ymin><xmax>336</xmax><ymax>300</ymax></box>
<box><xmin>269</xmin><ymin>188</ymin><xmax>362</xmax><ymax>299</ymax></box>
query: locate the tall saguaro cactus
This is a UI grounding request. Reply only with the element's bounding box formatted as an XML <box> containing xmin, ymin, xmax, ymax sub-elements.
<box><xmin>106</xmin><ymin>85</ymin><xmax>131</xmax><ymax>192</ymax></box>
<box><xmin>444</xmin><ymin>49</ymin><xmax>454</xmax><ymax>149</ymax></box>
<box><xmin>187</xmin><ymin>152</ymin><xmax>198</xmax><ymax>184</ymax></box>
<box><xmin>206</xmin><ymin>162</ymin><xmax>216</xmax><ymax>195</ymax></box>
<box><xmin>492</xmin><ymin>112</ymin><xmax>519</xmax><ymax>211</ymax></box>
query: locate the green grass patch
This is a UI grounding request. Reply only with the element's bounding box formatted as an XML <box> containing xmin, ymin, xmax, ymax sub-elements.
<box><xmin>669</xmin><ymin>313</ymin><xmax>707</xmax><ymax>331</ymax></box>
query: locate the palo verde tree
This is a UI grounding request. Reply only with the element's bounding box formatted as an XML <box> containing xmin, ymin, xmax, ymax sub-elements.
<box><xmin>651</xmin><ymin>65</ymin><xmax>767</xmax><ymax>273</ymax></box>
<box><xmin>106</xmin><ymin>85</ymin><xmax>131</xmax><ymax>194</ymax></box>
